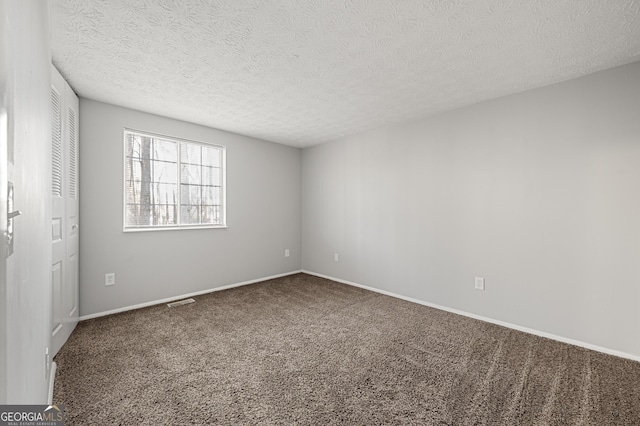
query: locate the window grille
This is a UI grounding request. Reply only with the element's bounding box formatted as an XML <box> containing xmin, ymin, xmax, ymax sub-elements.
<box><xmin>124</xmin><ymin>129</ymin><xmax>225</xmax><ymax>230</ymax></box>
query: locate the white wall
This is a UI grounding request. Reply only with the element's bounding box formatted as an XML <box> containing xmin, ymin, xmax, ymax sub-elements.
<box><xmin>0</xmin><ymin>0</ymin><xmax>52</xmax><ymax>403</ymax></box>
<box><xmin>302</xmin><ymin>61</ymin><xmax>640</xmax><ymax>358</ymax></box>
<box><xmin>79</xmin><ymin>99</ymin><xmax>301</xmax><ymax>316</ymax></box>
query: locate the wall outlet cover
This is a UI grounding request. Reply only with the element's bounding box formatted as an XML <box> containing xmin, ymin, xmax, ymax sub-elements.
<box><xmin>105</xmin><ymin>273</ymin><xmax>115</xmax><ymax>286</ymax></box>
<box><xmin>474</xmin><ymin>277</ymin><xmax>485</xmax><ymax>291</ymax></box>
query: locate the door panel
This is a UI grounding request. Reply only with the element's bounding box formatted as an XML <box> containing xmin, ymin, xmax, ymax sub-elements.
<box><xmin>51</xmin><ymin>262</ymin><xmax>62</xmax><ymax>335</ymax></box>
<box><xmin>51</xmin><ymin>73</ymin><xmax>65</xmax><ymax>354</ymax></box>
<box><xmin>67</xmin><ymin>254</ymin><xmax>77</xmax><ymax>317</ymax></box>
<box><xmin>51</xmin><ymin>65</ymin><xmax>79</xmax><ymax>356</ymax></box>
<box><xmin>64</xmin><ymin>88</ymin><xmax>79</xmax><ymax>327</ymax></box>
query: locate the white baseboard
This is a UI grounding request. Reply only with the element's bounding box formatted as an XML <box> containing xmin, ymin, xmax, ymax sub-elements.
<box><xmin>48</xmin><ymin>361</ymin><xmax>57</xmax><ymax>404</ymax></box>
<box><xmin>79</xmin><ymin>270</ymin><xmax>303</xmax><ymax>321</ymax></box>
<box><xmin>302</xmin><ymin>270</ymin><xmax>640</xmax><ymax>363</ymax></box>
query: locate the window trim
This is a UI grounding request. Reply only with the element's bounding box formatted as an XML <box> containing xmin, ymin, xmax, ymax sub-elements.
<box><xmin>122</xmin><ymin>128</ymin><xmax>227</xmax><ymax>232</ymax></box>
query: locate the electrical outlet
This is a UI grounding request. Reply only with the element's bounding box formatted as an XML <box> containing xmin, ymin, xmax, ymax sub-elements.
<box><xmin>334</xmin><ymin>253</ymin><xmax>339</xmax><ymax>262</ymax></box>
<box><xmin>474</xmin><ymin>277</ymin><xmax>485</xmax><ymax>291</ymax></box>
<box><xmin>105</xmin><ymin>273</ymin><xmax>115</xmax><ymax>286</ymax></box>
<box><xmin>284</xmin><ymin>249</ymin><xmax>290</xmax><ymax>257</ymax></box>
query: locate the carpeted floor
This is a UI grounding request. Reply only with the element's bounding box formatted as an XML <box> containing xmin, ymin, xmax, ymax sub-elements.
<box><xmin>53</xmin><ymin>273</ymin><xmax>640</xmax><ymax>425</ymax></box>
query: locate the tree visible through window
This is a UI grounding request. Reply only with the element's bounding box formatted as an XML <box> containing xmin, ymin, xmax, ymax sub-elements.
<box><xmin>124</xmin><ymin>129</ymin><xmax>225</xmax><ymax>230</ymax></box>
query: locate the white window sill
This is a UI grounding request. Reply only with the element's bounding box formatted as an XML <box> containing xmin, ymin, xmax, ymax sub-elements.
<box><xmin>123</xmin><ymin>225</ymin><xmax>228</xmax><ymax>233</ymax></box>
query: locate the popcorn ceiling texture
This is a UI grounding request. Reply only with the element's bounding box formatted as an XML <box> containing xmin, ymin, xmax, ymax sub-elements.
<box><xmin>51</xmin><ymin>0</ymin><xmax>640</xmax><ymax>147</ymax></box>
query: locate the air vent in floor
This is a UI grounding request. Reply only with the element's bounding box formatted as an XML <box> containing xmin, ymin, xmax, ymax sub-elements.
<box><xmin>167</xmin><ymin>298</ymin><xmax>195</xmax><ymax>307</ymax></box>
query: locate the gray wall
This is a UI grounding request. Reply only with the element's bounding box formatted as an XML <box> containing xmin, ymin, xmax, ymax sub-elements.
<box><xmin>80</xmin><ymin>99</ymin><xmax>301</xmax><ymax>316</ymax></box>
<box><xmin>0</xmin><ymin>0</ymin><xmax>52</xmax><ymax>403</ymax></box>
<box><xmin>302</xmin><ymin>61</ymin><xmax>640</xmax><ymax>358</ymax></box>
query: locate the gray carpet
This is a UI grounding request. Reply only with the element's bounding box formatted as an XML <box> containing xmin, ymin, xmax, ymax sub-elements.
<box><xmin>53</xmin><ymin>273</ymin><xmax>640</xmax><ymax>425</ymax></box>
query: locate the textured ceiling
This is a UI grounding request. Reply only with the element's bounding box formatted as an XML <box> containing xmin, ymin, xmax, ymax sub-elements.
<box><xmin>51</xmin><ymin>0</ymin><xmax>640</xmax><ymax>148</ymax></box>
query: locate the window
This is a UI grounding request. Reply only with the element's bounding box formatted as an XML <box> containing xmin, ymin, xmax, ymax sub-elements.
<box><xmin>124</xmin><ymin>129</ymin><xmax>226</xmax><ymax>230</ymax></box>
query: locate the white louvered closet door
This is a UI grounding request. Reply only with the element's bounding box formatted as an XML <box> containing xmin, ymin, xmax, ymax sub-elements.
<box><xmin>51</xmin><ymin>65</ymin><xmax>79</xmax><ymax>356</ymax></box>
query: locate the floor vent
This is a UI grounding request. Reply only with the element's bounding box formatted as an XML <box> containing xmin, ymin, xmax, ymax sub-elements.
<box><xmin>167</xmin><ymin>298</ymin><xmax>196</xmax><ymax>308</ymax></box>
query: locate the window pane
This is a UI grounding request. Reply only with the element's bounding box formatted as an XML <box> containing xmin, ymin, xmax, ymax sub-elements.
<box><xmin>202</xmin><ymin>146</ymin><xmax>221</xmax><ymax>167</ymax></box>
<box><xmin>181</xmin><ymin>143</ymin><xmax>201</xmax><ymax>165</ymax></box>
<box><xmin>202</xmin><ymin>166</ymin><xmax>220</xmax><ymax>186</ymax></box>
<box><xmin>180</xmin><ymin>184</ymin><xmax>201</xmax><ymax>205</ymax></box>
<box><xmin>201</xmin><ymin>186</ymin><xmax>213</xmax><ymax>205</ymax></box>
<box><xmin>126</xmin><ymin>204</ymin><xmax>178</xmax><ymax>227</ymax></box>
<box><xmin>125</xmin><ymin>182</ymin><xmax>177</xmax><ymax>206</ymax></box>
<box><xmin>125</xmin><ymin>155</ymin><xmax>142</xmax><ymax>183</ymax></box>
<box><xmin>181</xmin><ymin>164</ymin><xmax>201</xmax><ymax>184</ymax></box>
<box><xmin>201</xmin><ymin>186</ymin><xmax>221</xmax><ymax>205</ymax></box>
<box><xmin>125</xmin><ymin>178</ymin><xmax>141</xmax><ymax>204</ymax></box>
<box><xmin>125</xmin><ymin>180</ymin><xmax>178</xmax><ymax>206</ymax></box>
<box><xmin>125</xmin><ymin>204</ymin><xmax>142</xmax><ymax>227</ymax></box>
<box><xmin>125</xmin><ymin>133</ymin><xmax>140</xmax><ymax>160</ymax></box>
<box><xmin>126</xmin><ymin>135</ymin><xmax>177</xmax><ymax>161</ymax></box>
<box><xmin>151</xmin><ymin>138</ymin><xmax>178</xmax><ymax>162</ymax></box>
<box><xmin>124</xmin><ymin>133</ymin><xmax>178</xmax><ymax>228</ymax></box>
<box><xmin>151</xmin><ymin>160</ymin><xmax>177</xmax><ymax>184</ymax></box>
<box><xmin>180</xmin><ymin>205</ymin><xmax>200</xmax><ymax>224</ymax></box>
<box><xmin>152</xmin><ymin>183</ymin><xmax>178</xmax><ymax>206</ymax></box>
<box><xmin>152</xmin><ymin>204</ymin><xmax>177</xmax><ymax>226</ymax></box>
<box><xmin>125</xmin><ymin>204</ymin><xmax>150</xmax><ymax>227</ymax></box>
<box><xmin>201</xmin><ymin>206</ymin><xmax>216</xmax><ymax>224</ymax></box>
<box><xmin>126</xmin><ymin>158</ymin><xmax>178</xmax><ymax>185</ymax></box>
<box><xmin>124</xmin><ymin>130</ymin><xmax>225</xmax><ymax>229</ymax></box>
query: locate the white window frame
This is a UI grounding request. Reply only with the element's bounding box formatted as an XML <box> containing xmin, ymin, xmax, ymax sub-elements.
<box><xmin>123</xmin><ymin>128</ymin><xmax>227</xmax><ymax>232</ymax></box>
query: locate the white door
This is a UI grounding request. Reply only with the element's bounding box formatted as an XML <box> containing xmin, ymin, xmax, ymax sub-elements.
<box><xmin>64</xmin><ymin>77</ymin><xmax>79</xmax><ymax>344</ymax></box>
<box><xmin>51</xmin><ymin>66</ymin><xmax>79</xmax><ymax>356</ymax></box>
